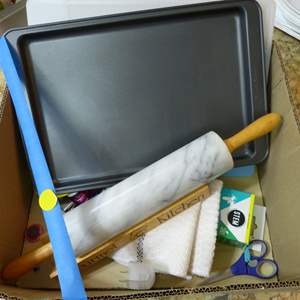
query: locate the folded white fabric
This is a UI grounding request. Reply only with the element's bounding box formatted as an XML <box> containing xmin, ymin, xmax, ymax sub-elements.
<box><xmin>111</xmin><ymin>180</ymin><xmax>223</xmax><ymax>278</ymax></box>
<box><xmin>191</xmin><ymin>180</ymin><xmax>223</xmax><ymax>277</ymax></box>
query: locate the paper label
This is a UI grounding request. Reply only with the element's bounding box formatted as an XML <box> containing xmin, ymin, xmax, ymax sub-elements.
<box><xmin>218</xmin><ymin>188</ymin><xmax>255</xmax><ymax>247</ymax></box>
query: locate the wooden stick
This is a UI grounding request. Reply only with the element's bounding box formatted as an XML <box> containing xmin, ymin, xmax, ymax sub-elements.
<box><xmin>1</xmin><ymin>184</ymin><xmax>210</xmax><ymax>281</ymax></box>
<box><xmin>49</xmin><ymin>184</ymin><xmax>210</xmax><ymax>278</ymax></box>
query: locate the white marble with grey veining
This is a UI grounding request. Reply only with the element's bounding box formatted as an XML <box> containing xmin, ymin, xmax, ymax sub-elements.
<box><xmin>64</xmin><ymin>132</ymin><xmax>234</xmax><ymax>256</ymax></box>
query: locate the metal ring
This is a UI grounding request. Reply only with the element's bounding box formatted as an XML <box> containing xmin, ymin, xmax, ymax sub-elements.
<box><xmin>256</xmin><ymin>259</ymin><xmax>278</xmax><ymax>279</ymax></box>
<box><xmin>248</xmin><ymin>240</ymin><xmax>267</xmax><ymax>257</ymax></box>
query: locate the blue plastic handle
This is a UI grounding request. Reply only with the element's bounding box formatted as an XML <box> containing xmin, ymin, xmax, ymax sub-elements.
<box><xmin>230</xmin><ymin>240</ymin><xmax>278</xmax><ymax>279</ymax></box>
<box><xmin>0</xmin><ymin>37</ymin><xmax>87</xmax><ymax>300</ymax></box>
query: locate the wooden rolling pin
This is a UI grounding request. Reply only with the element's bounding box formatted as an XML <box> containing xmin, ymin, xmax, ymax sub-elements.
<box><xmin>1</xmin><ymin>113</ymin><xmax>281</xmax><ymax>281</ymax></box>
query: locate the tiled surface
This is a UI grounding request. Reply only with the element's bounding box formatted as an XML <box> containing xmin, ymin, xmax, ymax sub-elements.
<box><xmin>273</xmin><ymin>29</ymin><xmax>300</xmax><ymax>124</ymax></box>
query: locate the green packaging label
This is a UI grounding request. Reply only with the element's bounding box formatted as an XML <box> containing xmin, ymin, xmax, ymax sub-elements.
<box><xmin>217</xmin><ymin>188</ymin><xmax>255</xmax><ymax>247</ymax></box>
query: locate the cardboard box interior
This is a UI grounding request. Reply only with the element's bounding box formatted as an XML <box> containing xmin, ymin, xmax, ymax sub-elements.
<box><xmin>0</xmin><ymin>45</ymin><xmax>299</xmax><ymax>299</ymax></box>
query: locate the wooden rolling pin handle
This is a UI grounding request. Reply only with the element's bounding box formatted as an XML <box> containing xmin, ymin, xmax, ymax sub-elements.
<box><xmin>1</xmin><ymin>243</ymin><xmax>52</xmax><ymax>281</ymax></box>
<box><xmin>224</xmin><ymin>113</ymin><xmax>282</xmax><ymax>153</ymax></box>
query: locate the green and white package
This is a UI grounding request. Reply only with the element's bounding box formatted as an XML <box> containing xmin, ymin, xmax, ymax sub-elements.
<box><xmin>217</xmin><ymin>188</ymin><xmax>255</xmax><ymax>247</ymax></box>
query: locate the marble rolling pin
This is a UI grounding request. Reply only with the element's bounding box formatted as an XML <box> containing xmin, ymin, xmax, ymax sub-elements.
<box><xmin>1</xmin><ymin>113</ymin><xmax>281</xmax><ymax>280</ymax></box>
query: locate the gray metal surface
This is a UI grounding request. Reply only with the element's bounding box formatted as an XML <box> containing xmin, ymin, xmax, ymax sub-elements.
<box><xmin>4</xmin><ymin>0</ymin><xmax>268</xmax><ymax>192</ymax></box>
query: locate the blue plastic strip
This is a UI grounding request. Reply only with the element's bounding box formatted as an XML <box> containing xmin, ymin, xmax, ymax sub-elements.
<box><xmin>0</xmin><ymin>37</ymin><xmax>87</xmax><ymax>300</ymax></box>
<box><xmin>224</xmin><ymin>165</ymin><xmax>255</xmax><ymax>177</ymax></box>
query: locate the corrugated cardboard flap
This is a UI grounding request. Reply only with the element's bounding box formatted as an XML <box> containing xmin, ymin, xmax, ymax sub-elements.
<box><xmin>260</xmin><ymin>43</ymin><xmax>300</xmax><ymax>280</ymax></box>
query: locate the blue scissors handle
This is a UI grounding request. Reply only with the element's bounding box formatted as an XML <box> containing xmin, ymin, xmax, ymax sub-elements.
<box><xmin>231</xmin><ymin>240</ymin><xmax>279</xmax><ymax>279</ymax></box>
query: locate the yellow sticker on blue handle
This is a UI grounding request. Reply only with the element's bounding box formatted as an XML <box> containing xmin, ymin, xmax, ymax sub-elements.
<box><xmin>39</xmin><ymin>189</ymin><xmax>57</xmax><ymax>211</ymax></box>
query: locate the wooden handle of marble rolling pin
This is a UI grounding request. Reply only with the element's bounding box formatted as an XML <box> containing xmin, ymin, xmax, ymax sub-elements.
<box><xmin>224</xmin><ymin>113</ymin><xmax>281</xmax><ymax>153</ymax></box>
<box><xmin>1</xmin><ymin>242</ymin><xmax>52</xmax><ymax>280</ymax></box>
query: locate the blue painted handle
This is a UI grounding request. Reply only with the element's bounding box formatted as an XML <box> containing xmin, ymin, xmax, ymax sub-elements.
<box><xmin>0</xmin><ymin>37</ymin><xmax>87</xmax><ymax>300</ymax></box>
<box><xmin>231</xmin><ymin>240</ymin><xmax>278</xmax><ymax>279</ymax></box>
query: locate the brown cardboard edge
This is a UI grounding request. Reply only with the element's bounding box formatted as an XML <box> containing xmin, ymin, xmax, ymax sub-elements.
<box><xmin>91</xmin><ymin>281</ymin><xmax>300</xmax><ymax>299</ymax></box>
<box><xmin>259</xmin><ymin>41</ymin><xmax>300</xmax><ymax>279</ymax></box>
<box><xmin>0</xmin><ymin>88</ymin><xmax>33</xmax><ymax>282</ymax></box>
<box><xmin>1</xmin><ymin>280</ymin><xmax>300</xmax><ymax>300</ymax></box>
<box><xmin>0</xmin><ymin>87</ymin><xmax>8</xmax><ymax>123</ymax></box>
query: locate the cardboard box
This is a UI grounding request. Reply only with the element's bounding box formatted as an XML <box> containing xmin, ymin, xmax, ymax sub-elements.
<box><xmin>0</xmin><ymin>43</ymin><xmax>300</xmax><ymax>299</ymax></box>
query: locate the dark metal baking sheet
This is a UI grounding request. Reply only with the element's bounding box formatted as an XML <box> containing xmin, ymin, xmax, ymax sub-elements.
<box><xmin>4</xmin><ymin>0</ymin><xmax>268</xmax><ymax>193</ymax></box>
